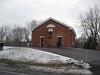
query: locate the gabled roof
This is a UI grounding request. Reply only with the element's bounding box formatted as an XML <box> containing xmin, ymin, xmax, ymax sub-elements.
<box><xmin>33</xmin><ymin>17</ymin><xmax>76</xmax><ymax>36</ymax></box>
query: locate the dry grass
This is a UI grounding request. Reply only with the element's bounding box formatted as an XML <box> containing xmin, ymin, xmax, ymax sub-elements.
<box><xmin>0</xmin><ymin>58</ymin><xmax>83</xmax><ymax>69</ymax></box>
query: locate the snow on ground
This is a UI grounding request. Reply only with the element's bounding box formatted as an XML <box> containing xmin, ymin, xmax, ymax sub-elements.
<box><xmin>1</xmin><ymin>46</ymin><xmax>76</xmax><ymax>64</ymax></box>
<box><xmin>29</xmin><ymin>66</ymin><xmax>92</xmax><ymax>75</ymax></box>
<box><xmin>0</xmin><ymin>46</ymin><xmax>92</xmax><ymax>75</ymax></box>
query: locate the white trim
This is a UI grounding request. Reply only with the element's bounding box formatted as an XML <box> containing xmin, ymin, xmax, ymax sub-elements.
<box><xmin>32</xmin><ymin>17</ymin><xmax>76</xmax><ymax>36</ymax></box>
<box><xmin>46</xmin><ymin>24</ymin><xmax>55</xmax><ymax>28</ymax></box>
<box><xmin>40</xmin><ymin>36</ymin><xmax>44</xmax><ymax>38</ymax></box>
<box><xmin>40</xmin><ymin>36</ymin><xmax>44</xmax><ymax>47</ymax></box>
<box><xmin>57</xmin><ymin>36</ymin><xmax>62</xmax><ymax>42</ymax></box>
<box><xmin>57</xmin><ymin>36</ymin><xmax>62</xmax><ymax>37</ymax></box>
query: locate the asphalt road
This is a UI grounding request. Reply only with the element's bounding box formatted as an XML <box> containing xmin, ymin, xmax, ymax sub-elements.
<box><xmin>0</xmin><ymin>65</ymin><xmax>79</xmax><ymax>75</ymax></box>
<box><xmin>32</xmin><ymin>47</ymin><xmax>100</xmax><ymax>63</ymax></box>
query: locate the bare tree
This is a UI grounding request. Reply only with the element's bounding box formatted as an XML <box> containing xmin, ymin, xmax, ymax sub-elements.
<box><xmin>75</xmin><ymin>35</ymin><xmax>86</xmax><ymax>48</ymax></box>
<box><xmin>23</xmin><ymin>28</ymin><xmax>30</xmax><ymax>42</ymax></box>
<box><xmin>12</xmin><ymin>26</ymin><xmax>24</xmax><ymax>46</ymax></box>
<box><xmin>79</xmin><ymin>5</ymin><xmax>100</xmax><ymax>49</ymax></box>
<box><xmin>0</xmin><ymin>25</ymin><xmax>8</xmax><ymax>42</ymax></box>
<box><xmin>5</xmin><ymin>27</ymin><xmax>13</xmax><ymax>42</ymax></box>
<box><xmin>27</xmin><ymin>20</ymin><xmax>38</xmax><ymax>31</ymax></box>
<box><xmin>26</xmin><ymin>20</ymin><xmax>39</xmax><ymax>38</ymax></box>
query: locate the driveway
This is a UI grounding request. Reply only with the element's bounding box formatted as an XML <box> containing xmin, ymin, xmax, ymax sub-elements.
<box><xmin>32</xmin><ymin>47</ymin><xmax>100</xmax><ymax>63</ymax></box>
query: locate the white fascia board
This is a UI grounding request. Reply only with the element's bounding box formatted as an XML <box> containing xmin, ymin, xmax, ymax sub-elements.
<box><xmin>32</xmin><ymin>17</ymin><xmax>76</xmax><ymax>36</ymax></box>
<box><xmin>32</xmin><ymin>18</ymin><xmax>51</xmax><ymax>31</ymax></box>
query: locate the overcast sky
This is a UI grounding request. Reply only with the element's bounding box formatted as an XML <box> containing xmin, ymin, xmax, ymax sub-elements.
<box><xmin>0</xmin><ymin>0</ymin><xmax>100</xmax><ymax>37</ymax></box>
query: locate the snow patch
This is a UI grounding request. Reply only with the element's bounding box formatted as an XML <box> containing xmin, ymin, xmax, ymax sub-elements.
<box><xmin>0</xmin><ymin>46</ymin><xmax>92</xmax><ymax>75</ymax></box>
<box><xmin>0</xmin><ymin>46</ymin><xmax>76</xmax><ymax>64</ymax></box>
<box><xmin>29</xmin><ymin>66</ymin><xmax>92</xmax><ymax>75</ymax></box>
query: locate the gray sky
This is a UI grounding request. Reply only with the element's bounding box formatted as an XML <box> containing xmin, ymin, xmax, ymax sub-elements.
<box><xmin>0</xmin><ymin>0</ymin><xmax>100</xmax><ymax>37</ymax></box>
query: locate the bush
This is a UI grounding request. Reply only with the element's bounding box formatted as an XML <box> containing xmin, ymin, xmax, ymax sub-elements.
<box><xmin>84</xmin><ymin>37</ymin><xmax>98</xmax><ymax>50</ymax></box>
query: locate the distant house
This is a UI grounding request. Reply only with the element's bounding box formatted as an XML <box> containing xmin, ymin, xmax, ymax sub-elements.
<box><xmin>32</xmin><ymin>17</ymin><xmax>76</xmax><ymax>47</ymax></box>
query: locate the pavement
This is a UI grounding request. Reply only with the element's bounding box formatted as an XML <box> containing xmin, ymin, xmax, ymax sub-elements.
<box><xmin>32</xmin><ymin>47</ymin><xmax>100</xmax><ymax>63</ymax></box>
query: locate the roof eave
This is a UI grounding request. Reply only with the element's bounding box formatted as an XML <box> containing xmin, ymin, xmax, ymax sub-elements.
<box><xmin>32</xmin><ymin>17</ymin><xmax>76</xmax><ymax>36</ymax></box>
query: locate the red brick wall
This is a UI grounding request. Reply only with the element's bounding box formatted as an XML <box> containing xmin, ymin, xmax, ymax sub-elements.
<box><xmin>32</xmin><ymin>20</ymin><xmax>75</xmax><ymax>47</ymax></box>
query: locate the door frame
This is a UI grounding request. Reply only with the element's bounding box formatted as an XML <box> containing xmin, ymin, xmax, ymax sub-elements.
<box><xmin>40</xmin><ymin>36</ymin><xmax>44</xmax><ymax>47</ymax></box>
<box><xmin>57</xmin><ymin>36</ymin><xmax>62</xmax><ymax>47</ymax></box>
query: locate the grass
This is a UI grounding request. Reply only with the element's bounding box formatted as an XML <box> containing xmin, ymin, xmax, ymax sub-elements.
<box><xmin>0</xmin><ymin>58</ymin><xmax>83</xmax><ymax>69</ymax></box>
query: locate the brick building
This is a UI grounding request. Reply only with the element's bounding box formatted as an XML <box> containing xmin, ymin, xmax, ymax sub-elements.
<box><xmin>32</xmin><ymin>17</ymin><xmax>76</xmax><ymax>47</ymax></box>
